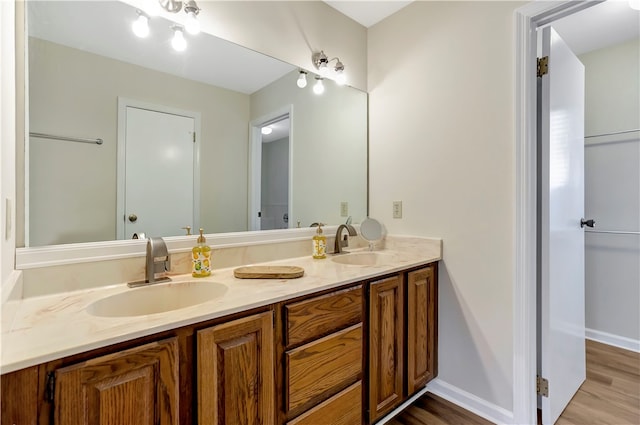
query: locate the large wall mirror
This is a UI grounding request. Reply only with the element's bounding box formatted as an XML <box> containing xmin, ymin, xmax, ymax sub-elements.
<box><xmin>23</xmin><ymin>0</ymin><xmax>368</xmax><ymax>248</ymax></box>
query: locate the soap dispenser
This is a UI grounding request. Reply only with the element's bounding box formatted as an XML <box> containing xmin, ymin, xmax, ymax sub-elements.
<box><xmin>192</xmin><ymin>228</ymin><xmax>211</xmax><ymax>277</ymax></box>
<box><xmin>312</xmin><ymin>223</ymin><xmax>327</xmax><ymax>259</ymax></box>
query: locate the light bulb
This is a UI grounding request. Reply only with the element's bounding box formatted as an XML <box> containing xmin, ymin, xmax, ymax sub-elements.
<box><xmin>630</xmin><ymin>0</ymin><xmax>640</xmax><ymax>10</ymax></box>
<box><xmin>313</xmin><ymin>78</ymin><xmax>325</xmax><ymax>95</ymax></box>
<box><xmin>318</xmin><ymin>63</ymin><xmax>329</xmax><ymax>77</ymax></box>
<box><xmin>297</xmin><ymin>72</ymin><xmax>307</xmax><ymax>88</ymax></box>
<box><xmin>185</xmin><ymin>11</ymin><xmax>200</xmax><ymax>35</ymax></box>
<box><xmin>132</xmin><ymin>13</ymin><xmax>150</xmax><ymax>38</ymax></box>
<box><xmin>172</xmin><ymin>27</ymin><xmax>187</xmax><ymax>52</ymax></box>
<box><xmin>335</xmin><ymin>72</ymin><xmax>347</xmax><ymax>86</ymax></box>
<box><xmin>261</xmin><ymin>127</ymin><xmax>273</xmax><ymax>135</ymax></box>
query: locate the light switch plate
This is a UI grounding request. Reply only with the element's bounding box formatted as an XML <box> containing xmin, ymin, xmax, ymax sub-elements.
<box><xmin>393</xmin><ymin>200</ymin><xmax>402</xmax><ymax>219</ymax></box>
<box><xmin>340</xmin><ymin>202</ymin><xmax>349</xmax><ymax>217</ymax></box>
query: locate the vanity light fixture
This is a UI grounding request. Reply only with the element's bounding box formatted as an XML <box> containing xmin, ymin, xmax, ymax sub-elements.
<box><xmin>132</xmin><ymin>11</ymin><xmax>150</xmax><ymax>38</ymax></box>
<box><xmin>313</xmin><ymin>77</ymin><xmax>325</xmax><ymax>95</ymax></box>
<box><xmin>261</xmin><ymin>127</ymin><xmax>273</xmax><ymax>135</ymax></box>
<box><xmin>132</xmin><ymin>0</ymin><xmax>202</xmax><ymax>51</ymax></box>
<box><xmin>296</xmin><ymin>70</ymin><xmax>308</xmax><ymax>88</ymax></box>
<box><xmin>171</xmin><ymin>26</ymin><xmax>187</xmax><ymax>51</ymax></box>
<box><xmin>312</xmin><ymin>50</ymin><xmax>346</xmax><ymax>84</ymax></box>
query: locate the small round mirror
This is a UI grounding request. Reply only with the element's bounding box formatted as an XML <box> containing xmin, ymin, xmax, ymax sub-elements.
<box><xmin>360</xmin><ymin>217</ymin><xmax>382</xmax><ymax>241</ymax></box>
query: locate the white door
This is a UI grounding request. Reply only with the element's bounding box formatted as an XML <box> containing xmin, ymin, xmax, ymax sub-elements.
<box><xmin>123</xmin><ymin>106</ymin><xmax>195</xmax><ymax>239</ymax></box>
<box><xmin>538</xmin><ymin>27</ymin><xmax>586</xmax><ymax>425</ymax></box>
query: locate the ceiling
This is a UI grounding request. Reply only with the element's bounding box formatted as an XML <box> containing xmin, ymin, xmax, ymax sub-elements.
<box><xmin>29</xmin><ymin>0</ymin><xmax>639</xmax><ymax>97</ymax></box>
<box><xmin>325</xmin><ymin>0</ymin><xmax>639</xmax><ymax>54</ymax></box>
<box><xmin>324</xmin><ymin>1</ymin><xmax>413</xmax><ymax>28</ymax></box>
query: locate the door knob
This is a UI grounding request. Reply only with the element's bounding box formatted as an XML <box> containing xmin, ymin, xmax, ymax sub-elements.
<box><xmin>128</xmin><ymin>214</ymin><xmax>138</xmax><ymax>223</ymax></box>
<box><xmin>580</xmin><ymin>218</ymin><xmax>595</xmax><ymax>228</ymax></box>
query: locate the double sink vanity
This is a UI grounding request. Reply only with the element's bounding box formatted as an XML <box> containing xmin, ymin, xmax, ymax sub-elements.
<box><xmin>2</xmin><ymin>235</ymin><xmax>441</xmax><ymax>424</ymax></box>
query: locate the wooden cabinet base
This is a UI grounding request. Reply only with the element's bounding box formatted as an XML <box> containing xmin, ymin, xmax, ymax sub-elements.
<box><xmin>287</xmin><ymin>381</ymin><xmax>362</xmax><ymax>425</ymax></box>
<box><xmin>54</xmin><ymin>338</ymin><xmax>179</xmax><ymax>424</ymax></box>
<box><xmin>197</xmin><ymin>311</ymin><xmax>275</xmax><ymax>425</ymax></box>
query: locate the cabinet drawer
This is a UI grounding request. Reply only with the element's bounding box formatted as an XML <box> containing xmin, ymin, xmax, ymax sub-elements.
<box><xmin>286</xmin><ymin>323</ymin><xmax>362</xmax><ymax>413</ymax></box>
<box><xmin>287</xmin><ymin>381</ymin><xmax>362</xmax><ymax>425</ymax></box>
<box><xmin>285</xmin><ymin>285</ymin><xmax>362</xmax><ymax>347</ymax></box>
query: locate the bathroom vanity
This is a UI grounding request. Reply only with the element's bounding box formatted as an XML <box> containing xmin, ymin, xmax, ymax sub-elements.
<box><xmin>1</xmin><ymin>238</ymin><xmax>440</xmax><ymax>424</ymax></box>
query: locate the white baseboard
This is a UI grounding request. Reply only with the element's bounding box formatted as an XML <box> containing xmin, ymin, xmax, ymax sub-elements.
<box><xmin>586</xmin><ymin>328</ymin><xmax>640</xmax><ymax>353</ymax></box>
<box><xmin>426</xmin><ymin>379</ymin><xmax>514</xmax><ymax>424</ymax></box>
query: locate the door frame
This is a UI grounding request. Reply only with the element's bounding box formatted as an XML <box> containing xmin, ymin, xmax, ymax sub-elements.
<box><xmin>116</xmin><ymin>97</ymin><xmax>201</xmax><ymax>239</ymax></box>
<box><xmin>513</xmin><ymin>1</ymin><xmax>601</xmax><ymax>423</ymax></box>
<box><xmin>248</xmin><ymin>105</ymin><xmax>293</xmax><ymax>231</ymax></box>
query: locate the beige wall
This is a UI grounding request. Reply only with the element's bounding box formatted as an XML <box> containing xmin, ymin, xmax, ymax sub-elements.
<box><xmin>29</xmin><ymin>38</ymin><xmax>250</xmax><ymax>246</ymax></box>
<box><xmin>368</xmin><ymin>1</ymin><xmax>522</xmax><ymax>412</ymax></box>
<box><xmin>581</xmin><ymin>39</ymin><xmax>640</xmax><ymax>342</ymax></box>
<box><xmin>251</xmin><ymin>70</ymin><xmax>368</xmax><ymax>228</ymax></box>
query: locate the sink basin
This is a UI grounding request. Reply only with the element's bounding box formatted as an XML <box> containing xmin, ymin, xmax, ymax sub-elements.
<box><xmin>88</xmin><ymin>281</ymin><xmax>227</xmax><ymax>317</ymax></box>
<box><xmin>331</xmin><ymin>252</ymin><xmax>395</xmax><ymax>266</ymax></box>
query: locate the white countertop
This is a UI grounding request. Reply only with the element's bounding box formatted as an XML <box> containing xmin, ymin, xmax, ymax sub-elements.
<box><xmin>1</xmin><ymin>237</ymin><xmax>441</xmax><ymax>374</ymax></box>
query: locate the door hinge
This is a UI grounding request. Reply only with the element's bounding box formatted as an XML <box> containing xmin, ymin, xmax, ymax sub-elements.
<box><xmin>193</xmin><ymin>132</ymin><xmax>196</xmax><ymax>143</ymax></box>
<box><xmin>45</xmin><ymin>372</ymin><xmax>56</xmax><ymax>403</ymax></box>
<box><xmin>537</xmin><ymin>375</ymin><xmax>549</xmax><ymax>397</ymax></box>
<box><xmin>537</xmin><ymin>56</ymin><xmax>549</xmax><ymax>78</ymax></box>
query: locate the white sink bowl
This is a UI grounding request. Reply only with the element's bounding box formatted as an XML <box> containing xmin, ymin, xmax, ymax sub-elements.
<box><xmin>88</xmin><ymin>281</ymin><xmax>228</xmax><ymax>317</ymax></box>
<box><xmin>331</xmin><ymin>252</ymin><xmax>395</xmax><ymax>266</ymax></box>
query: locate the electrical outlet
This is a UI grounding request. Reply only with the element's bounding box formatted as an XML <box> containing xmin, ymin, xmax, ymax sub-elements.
<box><xmin>340</xmin><ymin>201</ymin><xmax>349</xmax><ymax>217</ymax></box>
<box><xmin>393</xmin><ymin>200</ymin><xmax>402</xmax><ymax>219</ymax></box>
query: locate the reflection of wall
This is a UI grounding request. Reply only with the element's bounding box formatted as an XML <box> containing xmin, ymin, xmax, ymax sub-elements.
<box><xmin>581</xmin><ymin>39</ymin><xmax>640</xmax><ymax>345</ymax></box>
<box><xmin>261</xmin><ymin>137</ymin><xmax>289</xmax><ymax>230</ymax></box>
<box><xmin>368</xmin><ymin>1</ymin><xmax>518</xmax><ymax>416</ymax></box>
<box><xmin>29</xmin><ymin>37</ymin><xmax>249</xmax><ymax>246</ymax></box>
<box><xmin>251</xmin><ymin>70</ymin><xmax>368</xmax><ymax>227</ymax></box>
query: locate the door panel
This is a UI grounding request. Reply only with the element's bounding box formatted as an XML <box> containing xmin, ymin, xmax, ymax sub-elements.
<box><xmin>369</xmin><ymin>275</ymin><xmax>404</xmax><ymax>423</ymax></box>
<box><xmin>54</xmin><ymin>338</ymin><xmax>179</xmax><ymax>425</ymax></box>
<box><xmin>197</xmin><ymin>312</ymin><xmax>275</xmax><ymax>425</ymax></box>
<box><xmin>539</xmin><ymin>27</ymin><xmax>586</xmax><ymax>425</ymax></box>
<box><xmin>124</xmin><ymin>106</ymin><xmax>195</xmax><ymax>239</ymax></box>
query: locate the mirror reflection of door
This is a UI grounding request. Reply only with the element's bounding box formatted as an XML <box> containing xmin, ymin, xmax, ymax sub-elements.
<box><xmin>260</xmin><ymin>117</ymin><xmax>290</xmax><ymax>230</ymax></box>
<box><xmin>117</xmin><ymin>99</ymin><xmax>200</xmax><ymax>239</ymax></box>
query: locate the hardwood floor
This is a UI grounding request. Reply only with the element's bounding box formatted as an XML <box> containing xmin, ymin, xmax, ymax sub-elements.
<box><xmin>556</xmin><ymin>339</ymin><xmax>640</xmax><ymax>425</ymax></box>
<box><xmin>389</xmin><ymin>339</ymin><xmax>639</xmax><ymax>425</ymax></box>
<box><xmin>387</xmin><ymin>393</ymin><xmax>492</xmax><ymax>425</ymax></box>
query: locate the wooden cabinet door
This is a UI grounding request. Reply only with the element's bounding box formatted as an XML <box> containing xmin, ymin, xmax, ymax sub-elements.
<box><xmin>54</xmin><ymin>338</ymin><xmax>179</xmax><ymax>425</ymax></box>
<box><xmin>197</xmin><ymin>311</ymin><xmax>275</xmax><ymax>425</ymax></box>
<box><xmin>368</xmin><ymin>275</ymin><xmax>404</xmax><ymax>423</ymax></box>
<box><xmin>407</xmin><ymin>265</ymin><xmax>438</xmax><ymax>394</ymax></box>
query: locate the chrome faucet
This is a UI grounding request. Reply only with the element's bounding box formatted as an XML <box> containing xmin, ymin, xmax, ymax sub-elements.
<box><xmin>334</xmin><ymin>224</ymin><xmax>357</xmax><ymax>254</ymax></box>
<box><xmin>128</xmin><ymin>237</ymin><xmax>172</xmax><ymax>288</ymax></box>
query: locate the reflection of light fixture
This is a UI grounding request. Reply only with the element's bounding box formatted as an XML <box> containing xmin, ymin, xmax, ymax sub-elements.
<box><xmin>133</xmin><ymin>0</ymin><xmax>202</xmax><ymax>47</ymax></box>
<box><xmin>630</xmin><ymin>0</ymin><xmax>640</xmax><ymax>10</ymax></box>
<box><xmin>334</xmin><ymin>59</ymin><xmax>346</xmax><ymax>85</ymax></box>
<box><xmin>297</xmin><ymin>70</ymin><xmax>308</xmax><ymax>88</ymax></box>
<box><xmin>261</xmin><ymin>127</ymin><xmax>273</xmax><ymax>135</ymax></box>
<box><xmin>313</xmin><ymin>77</ymin><xmax>325</xmax><ymax>95</ymax></box>
<box><xmin>171</xmin><ymin>26</ymin><xmax>187</xmax><ymax>51</ymax></box>
<box><xmin>132</xmin><ymin>11</ymin><xmax>150</xmax><ymax>38</ymax></box>
<box><xmin>184</xmin><ymin>0</ymin><xmax>201</xmax><ymax>34</ymax></box>
<box><xmin>312</xmin><ymin>50</ymin><xmax>346</xmax><ymax>83</ymax></box>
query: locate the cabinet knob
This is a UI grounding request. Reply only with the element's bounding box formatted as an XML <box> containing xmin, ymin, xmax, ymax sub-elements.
<box><xmin>128</xmin><ymin>214</ymin><xmax>138</xmax><ymax>223</ymax></box>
